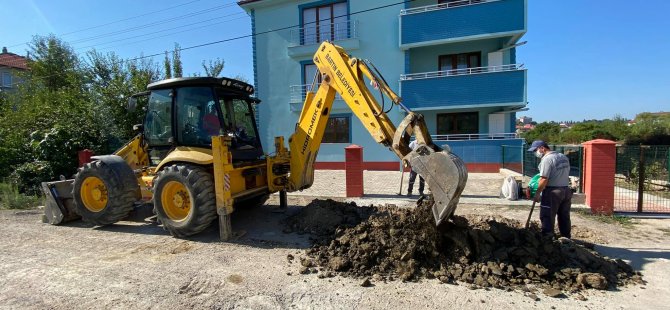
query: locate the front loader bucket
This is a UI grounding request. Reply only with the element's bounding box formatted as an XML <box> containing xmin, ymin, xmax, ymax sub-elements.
<box><xmin>407</xmin><ymin>146</ymin><xmax>468</xmax><ymax>226</ymax></box>
<box><xmin>41</xmin><ymin>180</ymin><xmax>80</xmax><ymax>225</ymax></box>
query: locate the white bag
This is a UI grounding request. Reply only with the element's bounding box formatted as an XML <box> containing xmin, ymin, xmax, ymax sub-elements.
<box><xmin>501</xmin><ymin>176</ymin><xmax>519</xmax><ymax>201</ymax></box>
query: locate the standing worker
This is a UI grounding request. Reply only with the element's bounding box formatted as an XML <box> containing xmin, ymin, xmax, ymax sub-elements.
<box><xmin>406</xmin><ymin>140</ymin><xmax>425</xmax><ymax>197</ymax></box>
<box><xmin>528</xmin><ymin>140</ymin><xmax>573</xmax><ymax>238</ymax></box>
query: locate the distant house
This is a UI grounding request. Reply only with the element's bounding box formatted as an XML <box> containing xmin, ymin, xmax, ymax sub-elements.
<box><xmin>559</xmin><ymin>122</ymin><xmax>570</xmax><ymax>132</ymax></box>
<box><xmin>518</xmin><ymin>116</ymin><xmax>532</xmax><ymax>125</ymax></box>
<box><xmin>516</xmin><ymin>123</ymin><xmax>534</xmax><ymax>133</ymax></box>
<box><xmin>0</xmin><ymin>47</ymin><xmax>29</xmax><ymax>91</ymax></box>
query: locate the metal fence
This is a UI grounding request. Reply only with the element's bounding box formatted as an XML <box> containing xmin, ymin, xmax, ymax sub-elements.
<box><xmin>614</xmin><ymin>145</ymin><xmax>670</xmax><ymax>213</ymax></box>
<box><xmin>502</xmin><ymin>144</ymin><xmax>584</xmax><ymax>192</ymax></box>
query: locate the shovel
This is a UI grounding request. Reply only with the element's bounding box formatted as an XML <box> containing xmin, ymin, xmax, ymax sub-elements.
<box><xmin>397</xmin><ymin>169</ymin><xmax>405</xmax><ymax>195</ymax></box>
<box><xmin>525</xmin><ymin>199</ymin><xmax>537</xmax><ymax>229</ymax></box>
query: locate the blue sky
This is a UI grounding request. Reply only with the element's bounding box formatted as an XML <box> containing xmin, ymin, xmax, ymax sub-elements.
<box><xmin>1</xmin><ymin>0</ymin><xmax>668</xmax><ymax>122</ymax></box>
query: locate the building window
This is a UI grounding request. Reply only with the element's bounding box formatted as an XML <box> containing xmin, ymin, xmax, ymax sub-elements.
<box><xmin>437</xmin><ymin>112</ymin><xmax>479</xmax><ymax>136</ymax></box>
<box><xmin>439</xmin><ymin>52</ymin><xmax>481</xmax><ymax>71</ymax></box>
<box><xmin>302</xmin><ymin>1</ymin><xmax>347</xmax><ymax>45</ymax></box>
<box><xmin>303</xmin><ymin>63</ymin><xmax>321</xmax><ymax>86</ymax></box>
<box><xmin>2</xmin><ymin>72</ymin><xmax>11</xmax><ymax>87</ymax></box>
<box><xmin>323</xmin><ymin>115</ymin><xmax>350</xmax><ymax>143</ymax></box>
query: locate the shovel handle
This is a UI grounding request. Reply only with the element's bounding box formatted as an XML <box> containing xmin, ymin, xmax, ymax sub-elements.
<box><xmin>397</xmin><ymin>169</ymin><xmax>405</xmax><ymax>195</ymax></box>
<box><xmin>525</xmin><ymin>200</ymin><xmax>537</xmax><ymax>229</ymax></box>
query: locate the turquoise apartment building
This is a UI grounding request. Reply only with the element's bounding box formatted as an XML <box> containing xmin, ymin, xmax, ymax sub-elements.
<box><xmin>238</xmin><ymin>0</ymin><xmax>527</xmax><ymax>172</ymax></box>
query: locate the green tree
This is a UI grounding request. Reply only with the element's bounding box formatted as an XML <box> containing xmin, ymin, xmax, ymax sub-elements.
<box><xmin>27</xmin><ymin>34</ymin><xmax>82</xmax><ymax>92</ymax></box>
<box><xmin>85</xmin><ymin>50</ymin><xmax>160</xmax><ymax>142</ymax></box>
<box><xmin>172</xmin><ymin>43</ymin><xmax>183</xmax><ymax>78</ymax></box>
<box><xmin>163</xmin><ymin>51</ymin><xmax>172</xmax><ymax>79</ymax></box>
<box><xmin>202</xmin><ymin>58</ymin><xmax>225</xmax><ymax>77</ymax></box>
<box><xmin>0</xmin><ymin>35</ymin><xmax>107</xmax><ymax>193</ymax></box>
<box><xmin>522</xmin><ymin>122</ymin><xmax>560</xmax><ymax>144</ymax></box>
<box><xmin>626</xmin><ymin>112</ymin><xmax>670</xmax><ymax>145</ymax></box>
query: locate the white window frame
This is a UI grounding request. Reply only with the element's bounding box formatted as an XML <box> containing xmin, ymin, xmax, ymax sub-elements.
<box><xmin>1</xmin><ymin>72</ymin><xmax>12</xmax><ymax>87</ymax></box>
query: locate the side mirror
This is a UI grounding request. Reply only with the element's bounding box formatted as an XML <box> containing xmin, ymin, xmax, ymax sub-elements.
<box><xmin>127</xmin><ymin>97</ymin><xmax>137</xmax><ymax>112</ymax></box>
<box><xmin>132</xmin><ymin>124</ymin><xmax>143</xmax><ymax>132</ymax></box>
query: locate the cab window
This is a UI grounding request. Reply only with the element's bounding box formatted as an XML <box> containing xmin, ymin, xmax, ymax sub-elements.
<box><xmin>144</xmin><ymin>89</ymin><xmax>172</xmax><ymax>146</ymax></box>
<box><xmin>232</xmin><ymin>98</ymin><xmax>259</xmax><ymax>147</ymax></box>
<box><xmin>218</xmin><ymin>96</ymin><xmax>259</xmax><ymax>148</ymax></box>
<box><xmin>176</xmin><ymin>87</ymin><xmax>220</xmax><ymax>146</ymax></box>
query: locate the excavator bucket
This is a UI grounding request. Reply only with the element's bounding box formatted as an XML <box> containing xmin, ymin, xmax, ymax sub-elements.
<box><xmin>407</xmin><ymin>145</ymin><xmax>468</xmax><ymax>226</ymax></box>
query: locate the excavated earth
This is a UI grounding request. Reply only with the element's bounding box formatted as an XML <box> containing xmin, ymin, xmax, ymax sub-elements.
<box><xmin>285</xmin><ymin>199</ymin><xmax>645</xmax><ymax>296</ymax></box>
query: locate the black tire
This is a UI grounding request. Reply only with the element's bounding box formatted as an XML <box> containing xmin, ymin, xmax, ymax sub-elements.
<box><xmin>153</xmin><ymin>164</ymin><xmax>217</xmax><ymax>237</ymax></box>
<box><xmin>73</xmin><ymin>159</ymin><xmax>140</xmax><ymax>226</ymax></box>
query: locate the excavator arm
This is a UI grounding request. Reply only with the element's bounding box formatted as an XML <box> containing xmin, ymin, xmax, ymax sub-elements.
<box><xmin>272</xmin><ymin>42</ymin><xmax>468</xmax><ymax>225</ymax></box>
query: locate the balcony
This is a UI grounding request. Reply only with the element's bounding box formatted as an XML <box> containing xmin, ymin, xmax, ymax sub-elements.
<box><xmin>400</xmin><ymin>64</ymin><xmax>526</xmax><ymax>110</ymax></box>
<box><xmin>399</xmin><ymin>0</ymin><xmax>526</xmax><ymax>49</ymax></box>
<box><xmin>288</xmin><ymin>20</ymin><xmax>360</xmax><ymax>58</ymax></box>
<box><xmin>432</xmin><ymin>133</ymin><xmax>518</xmax><ymax>141</ymax></box>
<box><xmin>289</xmin><ymin>84</ymin><xmax>344</xmax><ymax>112</ymax></box>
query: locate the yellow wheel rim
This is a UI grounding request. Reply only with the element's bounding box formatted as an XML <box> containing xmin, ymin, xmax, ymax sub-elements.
<box><xmin>161</xmin><ymin>181</ymin><xmax>191</xmax><ymax>221</ymax></box>
<box><xmin>80</xmin><ymin>176</ymin><xmax>108</xmax><ymax>212</ymax></box>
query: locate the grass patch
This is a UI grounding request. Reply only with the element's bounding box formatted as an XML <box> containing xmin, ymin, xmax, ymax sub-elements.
<box><xmin>0</xmin><ymin>182</ymin><xmax>41</xmax><ymax>210</ymax></box>
<box><xmin>575</xmin><ymin>209</ymin><xmax>636</xmax><ymax>227</ymax></box>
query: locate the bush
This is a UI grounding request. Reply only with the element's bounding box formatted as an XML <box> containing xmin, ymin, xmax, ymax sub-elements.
<box><xmin>10</xmin><ymin>161</ymin><xmax>55</xmax><ymax>195</ymax></box>
<box><xmin>0</xmin><ymin>182</ymin><xmax>41</xmax><ymax>210</ymax></box>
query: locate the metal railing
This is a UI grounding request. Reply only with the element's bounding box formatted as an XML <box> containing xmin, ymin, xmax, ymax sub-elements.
<box><xmin>432</xmin><ymin>133</ymin><xmax>517</xmax><ymax>141</ymax></box>
<box><xmin>400</xmin><ymin>0</ymin><xmax>495</xmax><ymax>15</ymax></box>
<box><xmin>289</xmin><ymin>84</ymin><xmax>343</xmax><ymax>103</ymax></box>
<box><xmin>614</xmin><ymin>145</ymin><xmax>670</xmax><ymax>213</ymax></box>
<box><xmin>289</xmin><ymin>20</ymin><xmax>358</xmax><ymax>46</ymax></box>
<box><xmin>400</xmin><ymin>64</ymin><xmax>524</xmax><ymax>81</ymax></box>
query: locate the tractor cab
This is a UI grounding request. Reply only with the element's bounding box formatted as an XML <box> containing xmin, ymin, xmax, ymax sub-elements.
<box><xmin>131</xmin><ymin>77</ymin><xmax>263</xmax><ymax>166</ymax></box>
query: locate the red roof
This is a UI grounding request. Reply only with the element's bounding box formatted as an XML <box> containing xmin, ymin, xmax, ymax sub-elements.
<box><xmin>0</xmin><ymin>52</ymin><xmax>28</xmax><ymax>70</ymax></box>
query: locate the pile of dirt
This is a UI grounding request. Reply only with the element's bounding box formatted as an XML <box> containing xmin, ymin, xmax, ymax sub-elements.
<box><xmin>283</xmin><ymin>199</ymin><xmax>376</xmax><ymax>237</ymax></box>
<box><xmin>290</xmin><ymin>199</ymin><xmax>644</xmax><ymax>295</ymax></box>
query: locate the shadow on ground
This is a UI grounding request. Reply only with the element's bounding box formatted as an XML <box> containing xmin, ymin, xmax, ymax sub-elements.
<box><xmin>595</xmin><ymin>244</ymin><xmax>670</xmax><ymax>271</ymax></box>
<box><xmin>78</xmin><ymin>203</ymin><xmax>313</xmax><ymax>249</ymax></box>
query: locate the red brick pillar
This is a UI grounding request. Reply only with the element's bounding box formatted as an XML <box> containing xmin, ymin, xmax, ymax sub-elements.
<box><xmin>345</xmin><ymin>145</ymin><xmax>364</xmax><ymax>197</ymax></box>
<box><xmin>582</xmin><ymin>139</ymin><xmax>616</xmax><ymax>215</ymax></box>
<box><xmin>78</xmin><ymin>149</ymin><xmax>94</xmax><ymax>167</ymax></box>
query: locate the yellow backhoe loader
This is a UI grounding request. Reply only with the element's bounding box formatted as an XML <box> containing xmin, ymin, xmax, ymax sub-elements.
<box><xmin>42</xmin><ymin>41</ymin><xmax>467</xmax><ymax>240</ymax></box>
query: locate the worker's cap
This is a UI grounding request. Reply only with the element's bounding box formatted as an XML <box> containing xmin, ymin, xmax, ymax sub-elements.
<box><xmin>527</xmin><ymin>140</ymin><xmax>549</xmax><ymax>152</ymax></box>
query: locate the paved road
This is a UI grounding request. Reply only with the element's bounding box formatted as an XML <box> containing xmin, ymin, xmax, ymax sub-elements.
<box><xmin>284</xmin><ymin>170</ymin><xmax>537</xmax><ymax>207</ymax></box>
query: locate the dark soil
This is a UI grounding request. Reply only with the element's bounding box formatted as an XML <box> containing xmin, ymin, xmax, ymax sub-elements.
<box><xmin>282</xmin><ymin>199</ymin><xmax>376</xmax><ymax>237</ymax></box>
<box><xmin>286</xmin><ymin>199</ymin><xmax>644</xmax><ymax>295</ymax></box>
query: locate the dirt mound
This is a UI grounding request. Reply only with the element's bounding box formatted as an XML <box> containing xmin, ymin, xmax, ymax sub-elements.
<box><xmin>292</xmin><ymin>199</ymin><xmax>643</xmax><ymax>295</ymax></box>
<box><xmin>283</xmin><ymin>199</ymin><xmax>376</xmax><ymax>236</ymax></box>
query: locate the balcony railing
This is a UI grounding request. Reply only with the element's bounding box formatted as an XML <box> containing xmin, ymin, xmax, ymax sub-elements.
<box><xmin>289</xmin><ymin>20</ymin><xmax>358</xmax><ymax>46</ymax></box>
<box><xmin>400</xmin><ymin>0</ymin><xmax>492</xmax><ymax>15</ymax></box>
<box><xmin>399</xmin><ymin>0</ymin><xmax>525</xmax><ymax>47</ymax></box>
<box><xmin>289</xmin><ymin>84</ymin><xmax>343</xmax><ymax>103</ymax></box>
<box><xmin>401</xmin><ymin>64</ymin><xmax>524</xmax><ymax>81</ymax></box>
<box><xmin>400</xmin><ymin>64</ymin><xmax>526</xmax><ymax>109</ymax></box>
<box><xmin>431</xmin><ymin>133</ymin><xmax>518</xmax><ymax>141</ymax></box>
